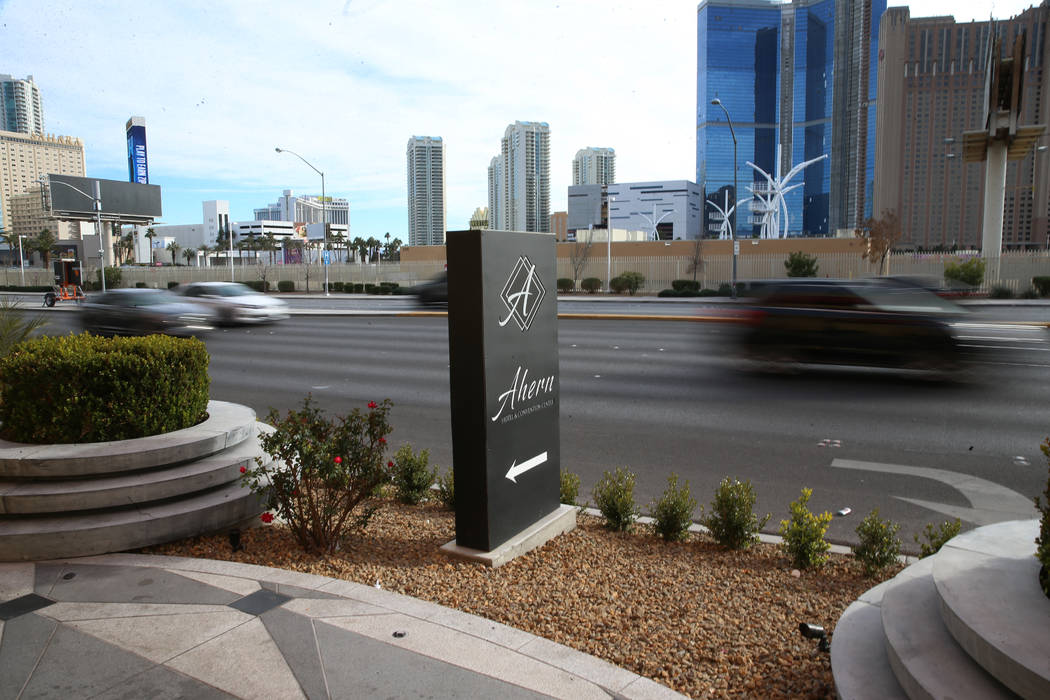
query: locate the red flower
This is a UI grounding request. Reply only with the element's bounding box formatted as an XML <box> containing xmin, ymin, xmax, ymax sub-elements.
<box><xmin>368</xmin><ymin>401</ymin><xmax>377</xmax><ymax>409</ymax></box>
<box><xmin>260</xmin><ymin>512</ymin><xmax>274</xmax><ymax>524</ymax></box>
<box><xmin>239</xmin><ymin>466</ymin><xmax>247</xmax><ymax>474</ymax></box>
<box><xmin>387</xmin><ymin>461</ymin><xmax>394</xmax><ymax>468</ymax></box>
<box><xmin>334</xmin><ymin>456</ymin><xmax>342</xmax><ymax>464</ymax></box>
<box><xmin>378</xmin><ymin>437</ymin><xmax>386</xmax><ymax>444</ymax></box>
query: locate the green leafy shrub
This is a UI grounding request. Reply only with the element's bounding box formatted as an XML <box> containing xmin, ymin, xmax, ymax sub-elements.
<box><xmin>778</xmin><ymin>488</ymin><xmax>832</xmax><ymax>569</ymax></box>
<box><xmin>167</xmin><ymin>281</ymin><xmax>181</xmax><ymax>289</ymax></box>
<box><xmin>557</xmin><ymin>278</ymin><xmax>574</xmax><ymax>293</ymax></box>
<box><xmin>0</xmin><ymin>297</ymin><xmax>46</xmax><ymax>359</ymax></box>
<box><xmin>914</xmin><ymin>518</ymin><xmax>962</xmax><ymax>558</ymax></box>
<box><xmin>989</xmin><ymin>284</ymin><xmax>1014</xmax><ymax>299</ymax></box>
<box><xmin>364</xmin><ymin>283</ymin><xmax>378</xmax><ymax>294</ymax></box>
<box><xmin>610</xmin><ymin>271</ymin><xmax>645</xmax><ymax>295</ymax></box>
<box><xmin>717</xmin><ymin>282</ymin><xmax>744</xmax><ymax>296</ymax></box>
<box><xmin>943</xmin><ymin>257</ymin><xmax>985</xmax><ymax>287</ymax></box>
<box><xmin>244</xmin><ymin>280</ymin><xmax>270</xmax><ymax>292</ymax></box>
<box><xmin>97</xmin><ymin>267</ymin><xmax>123</xmax><ymax>289</ymax></box>
<box><xmin>330</xmin><ymin>281</ymin><xmax>345</xmax><ymax>293</ymax></box>
<box><xmin>351</xmin><ymin>283</ymin><xmax>364</xmax><ymax>293</ymax></box>
<box><xmin>1037</xmin><ymin>439</ymin><xmax>1050</xmax><ymax>596</ymax></box>
<box><xmin>0</xmin><ymin>333</ymin><xmax>209</xmax><ymax>443</ymax></box>
<box><xmin>135</xmin><ymin>282</ymin><xmax>147</xmax><ymax>288</ymax></box>
<box><xmin>560</xmin><ymin>469</ymin><xmax>581</xmax><ymax>506</ymax></box>
<box><xmin>1033</xmin><ymin>276</ymin><xmax>1050</xmax><ymax>297</ymax></box>
<box><xmin>581</xmin><ymin>277</ymin><xmax>602</xmax><ymax>294</ymax></box>
<box><xmin>592</xmin><ymin>467</ymin><xmax>639</xmax><ymax>532</ymax></box>
<box><xmin>1020</xmin><ymin>287</ymin><xmax>1040</xmax><ymax>299</ymax></box>
<box><xmin>391</xmin><ymin>443</ymin><xmax>435</xmax><ymax>505</ymax></box>
<box><xmin>853</xmin><ymin>509</ymin><xmax>902</xmax><ymax>576</ymax></box>
<box><xmin>672</xmin><ymin>279</ymin><xmax>701</xmax><ymax>293</ymax></box>
<box><xmin>0</xmin><ymin>285</ymin><xmax>53</xmax><ymax>292</ymax></box>
<box><xmin>700</xmin><ymin>477</ymin><xmax>770</xmax><ymax>550</ymax></box>
<box><xmin>435</xmin><ymin>467</ymin><xmax>455</xmax><ymax>511</ymax></box>
<box><xmin>277</xmin><ymin>280</ymin><xmax>295</xmax><ymax>292</ymax></box>
<box><xmin>657</xmin><ymin>289</ymin><xmax>681</xmax><ymax>297</ymax></box>
<box><xmin>649</xmin><ymin>473</ymin><xmax>697</xmax><ymax>542</ymax></box>
<box><xmin>698</xmin><ymin>288</ymin><xmax>719</xmax><ymax>297</ymax></box>
<box><xmin>242</xmin><ymin>396</ymin><xmax>393</xmax><ymax>554</ymax></box>
<box><xmin>784</xmin><ymin>251</ymin><xmax>819</xmax><ymax>277</ymax></box>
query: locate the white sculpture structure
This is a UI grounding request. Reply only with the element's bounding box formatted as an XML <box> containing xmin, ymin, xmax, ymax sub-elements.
<box><xmin>705</xmin><ymin>190</ymin><xmax>747</xmax><ymax>240</ymax></box>
<box><xmin>744</xmin><ymin>150</ymin><xmax>828</xmax><ymax>239</ymax></box>
<box><xmin>638</xmin><ymin>206</ymin><xmax>674</xmax><ymax>241</ymax></box>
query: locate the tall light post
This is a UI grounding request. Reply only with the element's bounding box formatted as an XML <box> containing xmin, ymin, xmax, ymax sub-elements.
<box><xmin>711</xmin><ymin>98</ymin><xmax>738</xmax><ymax>299</ymax></box>
<box><xmin>17</xmin><ymin>234</ymin><xmax>26</xmax><ymax>286</ymax></box>
<box><xmin>275</xmin><ymin>147</ymin><xmax>329</xmax><ymax>296</ymax></box>
<box><xmin>45</xmin><ymin>177</ymin><xmax>106</xmax><ymax>291</ymax></box>
<box><xmin>606</xmin><ymin>195</ymin><xmax>615</xmax><ymax>293</ymax></box>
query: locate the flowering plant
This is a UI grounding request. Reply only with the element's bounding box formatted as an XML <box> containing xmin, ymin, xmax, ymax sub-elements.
<box><xmin>241</xmin><ymin>395</ymin><xmax>393</xmax><ymax>554</ymax></box>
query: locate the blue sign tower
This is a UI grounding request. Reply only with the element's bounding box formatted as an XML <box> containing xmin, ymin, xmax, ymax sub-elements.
<box><xmin>126</xmin><ymin>116</ymin><xmax>149</xmax><ymax>185</ymax></box>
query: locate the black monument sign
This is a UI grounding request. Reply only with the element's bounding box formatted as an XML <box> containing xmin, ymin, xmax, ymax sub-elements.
<box><xmin>447</xmin><ymin>229</ymin><xmax>560</xmax><ymax>552</ymax></box>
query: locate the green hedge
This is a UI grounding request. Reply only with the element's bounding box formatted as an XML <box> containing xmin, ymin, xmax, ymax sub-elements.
<box><xmin>277</xmin><ymin>280</ymin><xmax>295</xmax><ymax>293</ymax></box>
<box><xmin>557</xmin><ymin>278</ymin><xmax>574</xmax><ymax>293</ymax></box>
<box><xmin>244</xmin><ymin>280</ymin><xmax>270</xmax><ymax>292</ymax></box>
<box><xmin>167</xmin><ymin>281</ymin><xmax>181</xmax><ymax>289</ymax></box>
<box><xmin>0</xmin><ymin>333</ymin><xmax>210</xmax><ymax>444</ymax></box>
<box><xmin>0</xmin><ymin>285</ymin><xmax>53</xmax><ymax>292</ymax></box>
<box><xmin>581</xmin><ymin>277</ymin><xmax>602</xmax><ymax>293</ymax></box>
<box><xmin>1034</xmin><ymin>276</ymin><xmax>1050</xmax><ymax>297</ymax></box>
<box><xmin>672</xmin><ymin>279</ymin><xmax>700</xmax><ymax>293</ymax></box>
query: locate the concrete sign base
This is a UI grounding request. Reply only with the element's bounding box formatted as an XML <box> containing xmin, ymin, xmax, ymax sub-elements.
<box><xmin>440</xmin><ymin>504</ymin><xmax>577</xmax><ymax>568</ymax></box>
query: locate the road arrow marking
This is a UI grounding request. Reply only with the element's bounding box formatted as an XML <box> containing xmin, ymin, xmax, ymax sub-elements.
<box><xmin>506</xmin><ymin>451</ymin><xmax>548</xmax><ymax>483</ymax></box>
<box><xmin>830</xmin><ymin>458</ymin><xmax>1035</xmax><ymax>526</ymax></box>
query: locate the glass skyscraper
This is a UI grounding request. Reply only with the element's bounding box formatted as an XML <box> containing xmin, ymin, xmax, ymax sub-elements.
<box><xmin>697</xmin><ymin>0</ymin><xmax>885</xmax><ymax>238</ymax></box>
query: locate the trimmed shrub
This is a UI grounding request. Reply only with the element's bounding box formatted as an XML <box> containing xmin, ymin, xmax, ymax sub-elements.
<box><xmin>649</xmin><ymin>473</ymin><xmax>697</xmax><ymax>542</ymax></box>
<box><xmin>241</xmin><ymin>397</ymin><xmax>393</xmax><ymax>554</ymax></box>
<box><xmin>610</xmin><ymin>271</ymin><xmax>645</xmax><ymax>295</ymax></box>
<box><xmin>364</xmin><ymin>283</ymin><xmax>378</xmax><ymax>294</ymax></box>
<box><xmin>167</xmin><ymin>281</ymin><xmax>181</xmax><ymax>289</ymax></box>
<box><xmin>0</xmin><ymin>333</ymin><xmax>209</xmax><ymax>443</ymax></box>
<box><xmin>785</xmin><ymin>251</ymin><xmax>819</xmax><ymax>277</ymax></box>
<box><xmin>244</xmin><ymin>280</ymin><xmax>270</xmax><ymax>292</ymax></box>
<box><xmin>391</xmin><ymin>443</ymin><xmax>435</xmax><ymax>505</ymax></box>
<box><xmin>557</xmin><ymin>278</ymin><xmax>574</xmax><ymax>293</ymax></box>
<box><xmin>915</xmin><ymin>518</ymin><xmax>962</xmax><ymax>558</ymax></box>
<box><xmin>1037</xmin><ymin>438</ymin><xmax>1050</xmax><ymax>596</ymax></box>
<box><xmin>135</xmin><ymin>282</ymin><xmax>147</xmax><ymax>288</ymax></box>
<box><xmin>853</xmin><ymin>509</ymin><xmax>902</xmax><ymax>577</ymax></box>
<box><xmin>778</xmin><ymin>488</ymin><xmax>832</xmax><ymax>569</ymax></box>
<box><xmin>657</xmin><ymin>289</ymin><xmax>680</xmax><ymax>297</ymax></box>
<box><xmin>700</xmin><ymin>477</ymin><xmax>770</xmax><ymax>550</ymax></box>
<box><xmin>330</xmin><ymin>281</ymin><xmax>345</xmax><ymax>293</ymax></box>
<box><xmin>592</xmin><ymin>467</ymin><xmax>639</xmax><ymax>532</ymax></box>
<box><xmin>0</xmin><ymin>285</ymin><xmax>53</xmax><ymax>292</ymax></box>
<box><xmin>717</xmin><ymin>282</ymin><xmax>744</xmax><ymax>296</ymax></box>
<box><xmin>1033</xmin><ymin>276</ymin><xmax>1050</xmax><ymax>297</ymax></box>
<box><xmin>435</xmin><ymin>467</ymin><xmax>455</xmax><ymax>511</ymax></box>
<box><xmin>277</xmin><ymin>280</ymin><xmax>295</xmax><ymax>293</ymax></box>
<box><xmin>672</xmin><ymin>279</ymin><xmax>701</xmax><ymax>293</ymax></box>
<box><xmin>560</xmin><ymin>469</ymin><xmax>581</xmax><ymax>506</ymax></box>
<box><xmin>97</xmin><ymin>267</ymin><xmax>123</xmax><ymax>289</ymax></box>
<box><xmin>1021</xmin><ymin>288</ymin><xmax>1040</xmax><ymax>299</ymax></box>
<box><xmin>698</xmin><ymin>288</ymin><xmax>719</xmax><ymax>297</ymax></box>
<box><xmin>989</xmin><ymin>284</ymin><xmax>1014</xmax><ymax>299</ymax></box>
<box><xmin>581</xmin><ymin>277</ymin><xmax>602</xmax><ymax>294</ymax></box>
<box><xmin>944</xmin><ymin>257</ymin><xmax>985</xmax><ymax>287</ymax></box>
<box><xmin>352</xmin><ymin>283</ymin><xmax>365</xmax><ymax>293</ymax></box>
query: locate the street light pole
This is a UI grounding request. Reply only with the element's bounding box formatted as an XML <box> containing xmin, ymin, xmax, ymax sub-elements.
<box><xmin>711</xmin><ymin>98</ymin><xmax>738</xmax><ymax>299</ymax></box>
<box><xmin>276</xmin><ymin>147</ymin><xmax>329</xmax><ymax>296</ymax></box>
<box><xmin>17</xmin><ymin>234</ymin><xmax>26</xmax><ymax>286</ymax></box>
<box><xmin>44</xmin><ymin>177</ymin><xmax>106</xmax><ymax>291</ymax></box>
<box><xmin>606</xmin><ymin>195</ymin><xmax>615</xmax><ymax>293</ymax></box>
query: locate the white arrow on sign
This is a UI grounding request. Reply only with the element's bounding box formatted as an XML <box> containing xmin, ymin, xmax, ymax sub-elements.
<box><xmin>506</xmin><ymin>451</ymin><xmax>548</xmax><ymax>483</ymax></box>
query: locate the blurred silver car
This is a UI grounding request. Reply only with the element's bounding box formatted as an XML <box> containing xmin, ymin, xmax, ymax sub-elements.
<box><xmin>176</xmin><ymin>281</ymin><xmax>289</xmax><ymax>325</ymax></box>
<box><xmin>79</xmin><ymin>288</ymin><xmax>213</xmax><ymax>336</ymax></box>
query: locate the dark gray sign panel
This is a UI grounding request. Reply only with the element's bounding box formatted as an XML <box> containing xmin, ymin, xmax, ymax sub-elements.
<box><xmin>447</xmin><ymin>229</ymin><xmax>560</xmax><ymax>552</ymax></box>
<box><xmin>47</xmin><ymin>175</ymin><xmax>162</xmax><ymax>222</ymax></box>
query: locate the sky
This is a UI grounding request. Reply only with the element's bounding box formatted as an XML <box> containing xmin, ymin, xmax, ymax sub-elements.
<box><xmin>0</xmin><ymin>0</ymin><xmax>1041</xmax><ymax>239</ymax></box>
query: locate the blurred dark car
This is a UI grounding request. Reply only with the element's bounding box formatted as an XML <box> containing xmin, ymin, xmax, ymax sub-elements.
<box><xmin>79</xmin><ymin>288</ymin><xmax>213</xmax><ymax>336</ymax></box>
<box><xmin>412</xmin><ymin>270</ymin><xmax>447</xmax><ymax>306</ymax></box>
<box><xmin>176</xmin><ymin>281</ymin><xmax>289</xmax><ymax>325</ymax></box>
<box><xmin>737</xmin><ymin>278</ymin><xmax>968</xmax><ymax>373</ymax></box>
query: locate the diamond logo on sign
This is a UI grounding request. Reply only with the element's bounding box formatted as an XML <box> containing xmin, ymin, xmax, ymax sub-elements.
<box><xmin>498</xmin><ymin>256</ymin><xmax>546</xmax><ymax>332</ymax></box>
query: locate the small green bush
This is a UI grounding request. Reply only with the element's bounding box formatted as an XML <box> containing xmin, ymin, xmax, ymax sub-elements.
<box><xmin>717</xmin><ymin>282</ymin><xmax>744</xmax><ymax>296</ymax></box>
<box><xmin>914</xmin><ymin>518</ymin><xmax>962</xmax><ymax>558</ymax></box>
<box><xmin>581</xmin><ymin>277</ymin><xmax>603</xmax><ymax>294</ymax></box>
<box><xmin>557</xmin><ymin>278</ymin><xmax>574</xmax><ymax>293</ymax></box>
<box><xmin>989</xmin><ymin>284</ymin><xmax>1014</xmax><ymax>299</ymax></box>
<box><xmin>785</xmin><ymin>251</ymin><xmax>819</xmax><ymax>277</ymax></box>
<box><xmin>700</xmin><ymin>477</ymin><xmax>770</xmax><ymax>550</ymax></box>
<box><xmin>610</xmin><ymin>271</ymin><xmax>645</xmax><ymax>295</ymax></box>
<box><xmin>135</xmin><ymin>282</ymin><xmax>147</xmax><ymax>288</ymax></box>
<box><xmin>244</xmin><ymin>280</ymin><xmax>270</xmax><ymax>292</ymax></box>
<box><xmin>592</xmin><ymin>467</ymin><xmax>639</xmax><ymax>532</ymax></box>
<box><xmin>330</xmin><ymin>281</ymin><xmax>345</xmax><ymax>293</ymax></box>
<box><xmin>1033</xmin><ymin>276</ymin><xmax>1050</xmax><ymax>297</ymax></box>
<box><xmin>698</xmin><ymin>288</ymin><xmax>719</xmax><ymax>297</ymax></box>
<box><xmin>435</xmin><ymin>467</ymin><xmax>455</xmax><ymax>511</ymax></box>
<box><xmin>352</xmin><ymin>283</ymin><xmax>364</xmax><ymax>293</ymax></box>
<box><xmin>97</xmin><ymin>267</ymin><xmax>123</xmax><ymax>289</ymax></box>
<box><xmin>672</xmin><ymin>279</ymin><xmax>701</xmax><ymax>293</ymax></box>
<box><xmin>560</xmin><ymin>469</ymin><xmax>581</xmax><ymax>506</ymax></box>
<box><xmin>277</xmin><ymin>280</ymin><xmax>295</xmax><ymax>293</ymax></box>
<box><xmin>944</xmin><ymin>257</ymin><xmax>985</xmax><ymax>287</ymax></box>
<box><xmin>853</xmin><ymin>509</ymin><xmax>902</xmax><ymax>576</ymax></box>
<box><xmin>364</xmin><ymin>283</ymin><xmax>378</xmax><ymax>294</ymax></box>
<box><xmin>657</xmin><ymin>289</ymin><xmax>681</xmax><ymax>297</ymax></box>
<box><xmin>0</xmin><ymin>285</ymin><xmax>53</xmax><ymax>292</ymax></box>
<box><xmin>0</xmin><ymin>333</ymin><xmax>209</xmax><ymax>443</ymax></box>
<box><xmin>391</xmin><ymin>443</ymin><xmax>435</xmax><ymax>505</ymax></box>
<box><xmin>649</xmin><ymin>473</ymin><xmax>697</xmax><ymax>542</ymax></box>
<box><xmin>1020</xmin><ymin>287</ymin><xmax>1040</xmax><ymax>299</ymax></box>
<box><xmin>167</xmin><ymin>281</ymin><xmax>180</xmax><ymax>289</ymax></box>
<box><xmin>778</xmin><ymin>488</ymin><xmax>832</xmax><ymax>569</ymax></box>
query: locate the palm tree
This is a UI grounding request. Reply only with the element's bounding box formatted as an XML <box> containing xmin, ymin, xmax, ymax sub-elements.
<box><xmin>120</xmin><ymin>232</ymin><xmax>135</xmax><ymax>265</ymax></box>
<box><xmin>352</xmin><ymin>236</ymin><xmax>367</xmax><ymax>263</ymax></box>
<box><xmin>329</xmin><ymin>231</ymin><xmax>346</xmax><ymax>263</ymax></box>
<box><xmin>262</xmin><ymin>233</ymin><xmax>278</xmax><ymax>265</ymax></box>
<box><xmin>166</xmin><ymin>240</ymin><xmax>181</xmax><ymax>266</ymax></box>
<box><xmin>366</xmin><ymin>236</ymin><xmax>381</xmax><ymax>263</ymax></box>
<box><xmin>387</xmin><ymin>237</ymin><xmax>403</xmax><ymax>261</ymax></box>
<box><xmin>183</xmin><ymin>248</ymin><xmax>197</xmax><ymax>267</ymax></box>
<box><xmin>144</xmin><ymin>227</ymin><xmax>156</xmax><ymax>265</ymax></box>
<box><xmin>32</xmin><ymin>228</ymin><xmax>57</xmax><ymax>268</ymax></box>
<box><xmin>1</xmin><ymin>228</ymin><xmax>21</xmax><ymax>267</ymax></box>
<box><xmin>198</xmin><ymin>244</ymin><xmax>211</xmax><ymax>268</ymax></box>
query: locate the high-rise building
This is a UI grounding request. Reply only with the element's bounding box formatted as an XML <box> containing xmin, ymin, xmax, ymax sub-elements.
<box><xmin>406</xmin><ymin>136</ymin><xmax>446</xmax><ymax>246</ymax></box>
<box><xmin>487</xmin><ymin>121</ymin><xmax>551</xmax><ymax>232</ymax></box>
<box><xmin>253</xmin><ymin>189</ymin><xmax>350</xmax><ymax>227</ymax></box>
<box><xmin>873</xmin><ymin>4</ymin><xmax>1050</xmax><ymax>250</ymax></box>
<box><xmin>0</xmin><ymin>129</ymin><xmax>85</xmax><ymax>232</ymax></box>
<box><xmin>573</xmin><ymin>147</ymin><xmax>615</xmax><ymax>185</ymax></box>
<box><xmin>696</xmin><ymin>0</ymin><xmax>885</xmax><ymax>238</ymax></box>
<box><xmin>0</xmin><ymin>74</ymin><xmax>43</xmax><ymax>136</ymax></box>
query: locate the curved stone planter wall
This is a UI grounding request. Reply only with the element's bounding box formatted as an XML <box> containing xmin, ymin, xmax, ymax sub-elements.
<box><xmin>0</xmin><ymin>401</ymin><xmax>271</xmax><ymax>561</ymax></box>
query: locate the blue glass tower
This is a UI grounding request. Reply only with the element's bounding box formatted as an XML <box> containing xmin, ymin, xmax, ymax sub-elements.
<box><xmin>697</xmin><ymin>0</ymin><xmax>885</xmax><ymax>238</ymax></box>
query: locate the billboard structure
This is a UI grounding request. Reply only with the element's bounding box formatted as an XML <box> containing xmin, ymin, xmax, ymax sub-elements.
<box><xmin>126</xmin><ymin>116</ymin><xmax>149</xmax><ymax>185</ymax></box>
<box><xmin>44</xmin><ymin>174</ymin><xmax>161</xmax><ymax>225</ymax></box>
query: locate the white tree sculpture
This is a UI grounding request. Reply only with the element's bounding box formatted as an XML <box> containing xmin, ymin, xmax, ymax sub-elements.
<box><xmin>705</xmin><ymin>190</ymin><xmax>750</xmax><ymax>240</ymax></box>
<box><xmin>744</xmin><ymin>149</ymin><xmax>828</xmax><ymax>239</ymax></box>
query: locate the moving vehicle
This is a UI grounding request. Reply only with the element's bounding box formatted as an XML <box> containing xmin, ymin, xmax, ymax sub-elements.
<box><xmin>79</xmin><ymin>288</ymin><xmax>213</xmax><ymax>337</ymax></box>
<box><xmin>176</xmin><ymin>281</ymin><xmax>289</xmax><ymax>325</ymax></box>
<box><xmin>411</xmin><ymin>270</ymin><xmax>447</xmax><ymax>306</ymax></box>
<box><xmin>736</xmin><ymin>278</ymin><xmax>968</xmax><ymax>374</ymax></box>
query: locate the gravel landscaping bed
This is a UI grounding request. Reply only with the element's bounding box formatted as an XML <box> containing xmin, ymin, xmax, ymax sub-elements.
<box><xmin>142</xmin><ymin>499</ymin><xmax>900</xmax><ymax>699</ymax></box>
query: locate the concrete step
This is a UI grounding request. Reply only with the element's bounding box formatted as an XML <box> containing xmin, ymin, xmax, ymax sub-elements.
<box><xmin>880</xmin><ymin>556</ymin><xmax>1013</xmax><ymax>699</ymax></box>
<box><xmin>0</xmin><ymin>401</ymin><xmax>256</xmax><ymax>478</ymax></box>
<box><xmin>830</xmin><ymin>578</ymin><xmax>909</xmax><ymax>700</ymax></box>
<box><xmin>0</xmin><ymin>481</ymin><xmax>267</xmax><ymax>561</ymax></box>
<box><xmin>932</xmin><ymin>520</ymin><xmax>1049</xmax><ymax>699</ymax></box>
<box><xmin>0</xmin><ymin>425</ymin><xmax>271</xmax><ymax>514</ymax></box>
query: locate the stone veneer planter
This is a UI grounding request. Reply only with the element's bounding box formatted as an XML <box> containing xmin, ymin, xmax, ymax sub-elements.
<box><xmin>0</xmin><ymin>401</ymin><xmax>270</xmax><ymax>561</ymax></box>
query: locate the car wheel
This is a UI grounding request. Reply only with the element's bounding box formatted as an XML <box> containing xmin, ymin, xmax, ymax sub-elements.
<box><xmin>44</xmin><ymin>292</ymin><xmax>56</xmax><ymax>307</ymax></box>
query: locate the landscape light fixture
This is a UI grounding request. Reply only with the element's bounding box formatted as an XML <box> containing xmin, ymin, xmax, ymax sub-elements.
<box><xmin>798</xmin><ymin>622</ymin><xmax>830</xmax><ymax>653</ymax></box>
<box><xmin>276</xmin><ymin>147</ymin><xmax>329</xmax><ymax>296</ymax></box>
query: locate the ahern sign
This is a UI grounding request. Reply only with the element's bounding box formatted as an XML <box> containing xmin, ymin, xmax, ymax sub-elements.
<box><xmin>447</xmin><ymin>229</ymin><xmax>560</xmax><ymax>552</ymax></box>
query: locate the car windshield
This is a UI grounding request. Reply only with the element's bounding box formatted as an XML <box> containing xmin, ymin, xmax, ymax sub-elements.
<box><xmin>857</xmin><ymin>282</ymin><xmax>966</xmax><ymax>315</ymax></box>
<box><xmin>214</xmin><ymin>284</ymin><xmax>255</xmax><ymax>297</ymax></box>
<box><xmin>104</xmin><ymin>291</ymin><xmax>181</xmax><ymax>307</ymax></box>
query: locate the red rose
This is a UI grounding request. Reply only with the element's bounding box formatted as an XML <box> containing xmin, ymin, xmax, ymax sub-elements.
<box><xmin>239</xmin><ymin>466</ymin><xmax>247</xmax><ymax>474</ymax></box>
<box><xmin>387</xmin><ymin>461</ymin><xmax>394</xmax><ymax>468</ymax></box>
<box><xmin>368</xmin><ymin>401</ymin><xmax>377</xmax><ymax>409</ymax></box>
<box><xmin>378</xmin><ymin>437</ymin><xmax>386</xmax><ymax>444</ymax></box>
<box><xmin>260</xmin><ymin>512</ymin><xmax>274</xmax><ymax>524</ymax></box>
<box><xmin>334</xmin><ymin>456</ymin><xmax>342</xmax><ymax>464</ymax></box>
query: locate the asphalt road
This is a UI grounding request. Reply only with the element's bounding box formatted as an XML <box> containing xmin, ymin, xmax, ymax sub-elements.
<box><xmin>30</xmin><ymin>307</ymin><xmax>1050</xmax><ymax>551</ymax></box>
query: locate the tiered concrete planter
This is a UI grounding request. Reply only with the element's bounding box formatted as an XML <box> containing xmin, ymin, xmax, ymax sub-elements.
<box><xmin>0</xmin><ymin>401</ymin><xmax>271</xmax><ymax>561</ymax></box>
<box><xmin>831</xmin><ymin>519</ymin><xmax>1050</xmax><ymax>699</ymax></box>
